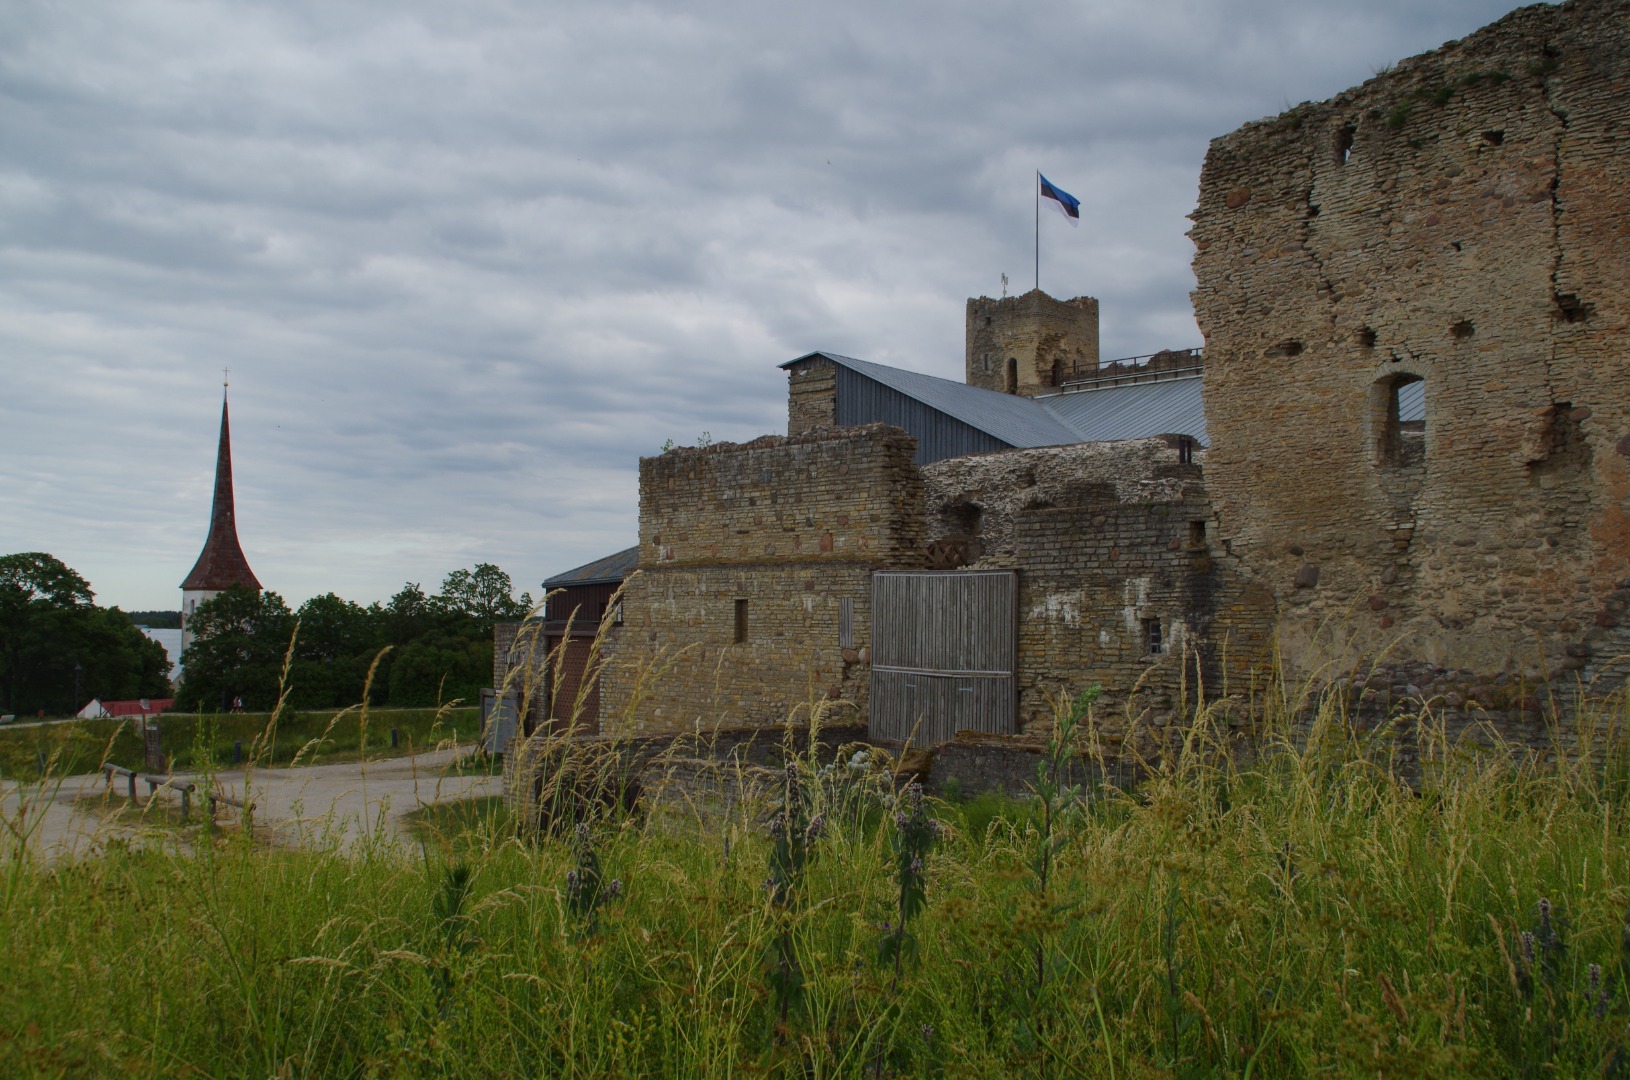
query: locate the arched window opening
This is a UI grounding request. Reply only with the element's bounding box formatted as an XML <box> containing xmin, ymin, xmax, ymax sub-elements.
<box><xmin>1004</xmin><ymin>357</ymin><xmax>1018</xmax><ymax>395</ymax></box>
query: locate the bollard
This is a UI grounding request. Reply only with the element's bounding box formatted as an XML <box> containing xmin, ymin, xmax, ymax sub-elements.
<box><xmin>391</xmin><ymin>728</ymin><xmax>399</xmax><ymax>749</ymax></box>
<box><xmin>179</xmin><ymin>788</ymin><xmax>190</xmax><ymax>822</ymax></box>
<box><xmin>128</xmin><ymin>772</ymin><xmax>138</xmax><ymax>801</ymax></box>
<box><xmin>233</xmin><ymin>740</ymin><xmax>243</xmax><ymax>765</ymax></box>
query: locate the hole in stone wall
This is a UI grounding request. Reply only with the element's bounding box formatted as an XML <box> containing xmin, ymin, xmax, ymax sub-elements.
<box><xmin>1482</xmin><ymin>129</ymin><xmax>1505</xmax><ymax>145</ymax></box>
<box><xmin>1143</xmin><ymin>617</ymin><xmax>1163</xmax><ymax>656</ymax></box>
<box><xmin>1554</xmin><ymin>292</ymin><xmax>1594</xmax><ymax>323</ymax></box>
<box><xmin>1450</xmin><ymin>241</ymin><xmax>1463</xmax><ymax>252</ymax></box>
<box><xmin>734</xmin><ymin>598</ymin><xmax>749</xmax><ymax>644</ymax></box>
<box><xmin>1308</xmin><ymin>203</ymin><xmax>1321</xmax><ymax>217</ymax></box>
<box><xmin>1178</xmin><ymin>437</ymin><xmax>1194</xmax><ymax>465</ymax></box>
<box><xmin>1336</xmin><ymin>124</ymin><xmax>1356</xmax><ymax>165</ymax></box>
<box><xmin>1004</xmin><ymin>357</ymin><xmax>1017</xmax><ymax>394</ymax></box>
<box><xmin>1266</xmin><ymin>340</ymin><xmax>1304</xmax><ymax>358</ymax></box>
<box><xmin>1189</xmin><ymin>520</ymin><xmax>1207</xmax><ymax>547</ymax></box>
<box><xmin>1376</xmin><ymin>374</ymin><xmax>1426</xmax><ymax>470</ymax></box>
<box><xmin>1358</xmin><ymin>327</ymin><xmax>1377</xmax><ymax>348</ymax></box>
<box><xmin>1451</xmin><ymin>319</ymin><xmax>1475</xmax><ymax>339</ymax></box>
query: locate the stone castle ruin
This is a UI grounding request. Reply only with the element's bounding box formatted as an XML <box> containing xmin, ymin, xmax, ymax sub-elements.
<box><xmin>501</xmin><ymin>0</ymin><xmax>1630</xmax><ymax>789</ymax></box>
<box><xmin>1193</xmin><ymin>0</ymin><xmax>1630</xmax><ymax>704</ymax></box>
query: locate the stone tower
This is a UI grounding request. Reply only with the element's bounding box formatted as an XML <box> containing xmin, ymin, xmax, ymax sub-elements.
<box><xmin>180</xmin><ymin>388</ymin><xmax>261</xmax><ymax>653</ymax></box>
<box><xmin>965</xmin><ymin>290</ymin><xmax>1100</xmax><ymax>396</ymax></box>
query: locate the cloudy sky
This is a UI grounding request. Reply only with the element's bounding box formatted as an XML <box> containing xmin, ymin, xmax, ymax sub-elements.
<box><xmin>1</xmin><ymin>0</ymin><xmax>1530</xmax><ymax>612</ymax></box>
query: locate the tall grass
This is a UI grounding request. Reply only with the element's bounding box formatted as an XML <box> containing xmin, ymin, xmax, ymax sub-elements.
<box><xmin>5</xmin><ymin>681</ymin><xmax>1630</xmax><ymax>1076</ymax></box>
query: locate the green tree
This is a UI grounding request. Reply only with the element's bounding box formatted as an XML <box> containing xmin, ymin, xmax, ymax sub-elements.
<box><xmin>175</xmin><ymin>587</ymin><xmax>295</xmax><ymax>712</ymax></box>
<box><xmin>435</xmin><ymin>564</ymin><xmax>533</xmax><ymax>634</ymax></box>
<box><xmin>0</xmin><ymin>553</ymin><xmax>170</xmax><ymax>715</ymax></box>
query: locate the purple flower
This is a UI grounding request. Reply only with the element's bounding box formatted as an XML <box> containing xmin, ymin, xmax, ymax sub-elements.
<box><xmin>606</xmin><ymin>878</ymin><xmax>624</xmax><ymax>900</ymax></box>
<box><xmin>805</xmin><ymin>813</ymin><xmax>826</xmax><ymax>842</ymax></box>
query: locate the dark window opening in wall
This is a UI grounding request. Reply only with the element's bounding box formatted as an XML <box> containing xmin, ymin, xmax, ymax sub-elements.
<box><xmin>1336</xmin><ymin>124</ymin><xmax>1356</xmax><ymax>165</ymax></box>
<box><xmin>1178</xmin><ymin>438</ymin><xmax>1194</xmax><ymax>464</ymax></box>
<box><xmin>1004</xmin><ymin>358</ymin><xmax>1018</xmax><ymax>394</ymax></box>
<box><xmin>734</xmin><ymin>599</ymin><xmax>749</xmax><ymax>644</ymax></box>
<box><xmin>1358</xmin><ymin>327</ymin><xmax>1377</xmax><ymax>349</ymax></box>
<box><xmin>1482</xmin><ymin>129</ymin><xmax>1505</xmax><ymax>145</ymax></box>
<box><xmin>1554</xmin><ymin>292</ymin><xmax>1594</xmax><ymax>324</ymax></box>
<box><xmin>1144</xmin><ymin>618</ymin><xmax>1163</xmax><ymax>656</ymax></box>
<box><xmin>839</xmin><ymin>598</ymin><xmax>854</xmax><ymax>649</ymax></box>
<box><xmin>1376</xmin><ymin>374</ymin><xmax>1426</xmax><ymax>469</ymax></box>
<box><xmin>1451</xmin><ymin>319</ymin><xmax>1475</xmax><ymax>339</ymax></box>
<box><xmin>1189</xmin><ymin>520</ymin><xmax>1207</xmax><ymax>547</ymax></box>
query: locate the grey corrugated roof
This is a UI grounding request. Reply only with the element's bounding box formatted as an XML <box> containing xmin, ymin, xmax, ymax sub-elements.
<box><xmin>1037</xmin><ymin>376</ymin><xmax>1209</xmax><ymax>446</ymax></box>
<box><xmin>785</xmin><ymin>351</ymin><xmax>1209</xmax><ymax>448</ymax></box>
<box><xmin>784</xmin><ymin>352</ymin><xmax>1084</xmax><ymax>448</ymax></box>
<box><xmin>543</xmin><ymin>545</ymin><xmax>639</xmax><ymax>588</ymax></box>
<box><xmin>1397</xmin><ymin>379</ymin><xmax>1424</xmax><ymax>423</ymax></box>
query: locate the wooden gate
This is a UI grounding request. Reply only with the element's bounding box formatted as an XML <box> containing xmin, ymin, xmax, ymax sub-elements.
<box><xmin>870</xmin><ymin>570</ymin><xmax>1016</xmax><ymax>747</ymax></box>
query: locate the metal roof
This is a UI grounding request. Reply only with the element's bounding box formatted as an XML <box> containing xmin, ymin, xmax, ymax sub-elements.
<box><xmin>784</xmin><ymin>351</ymin><xmax>1208</xmax><ymax>449</ymax></box>
<box><xmin>1397</xmin><ymin>379</ymin><xmax>1425</xmax><ymax>423</ymax></box>
<box><xmin>543</xmin><ymin>545</ymin><xmax>639</xmax><ymax>588</ymax></box>
<box><xmin>1037</xmin><ymin>375</ymin><xmax>1209</xmax><ymax>446</ymax></box>
<box><xmin>784</xmin><ymin>352</ymin><xmax>1084</xmax><ymax>448</ymax></box>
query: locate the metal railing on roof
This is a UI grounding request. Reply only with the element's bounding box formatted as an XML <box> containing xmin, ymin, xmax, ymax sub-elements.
<box><xmin>1054</xmin><ymin>348</ymin><xmax>1205</xmax><ymax>393</ymax></box>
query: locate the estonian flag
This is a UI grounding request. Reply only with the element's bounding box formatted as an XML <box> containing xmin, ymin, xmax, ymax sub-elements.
<box><xmin>1039</xmin><ymin>173</ymin><xmax>1080</xmax><ymax>227</ymax></box>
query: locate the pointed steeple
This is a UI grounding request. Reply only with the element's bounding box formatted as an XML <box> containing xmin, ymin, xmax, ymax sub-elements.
<box><xmin>180</xmin><ymin>390</ymin><xmax>261</xmax><ymax>592</ymax></box>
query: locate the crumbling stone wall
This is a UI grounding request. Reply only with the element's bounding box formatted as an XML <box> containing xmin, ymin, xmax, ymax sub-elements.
<box><xmin>921</xmin><ymin>438</ymin><xmax>1202</xmax><ymax>562</ymax></box>
<box><xmin>918</xmin><ymin>437</ymin><xmax>1276</xmax><ymax>744</ymax></box>
<box><xmin>600</xmin><ymin>425</ymin><xmax>925</xmax><ymax>736</ymax></box>
<box><xmin>786</xmin><ymin>355</ymin><xmax>838</xmax><ymax>435</ymax></box>
<box><xmin>966</xmin><ymin>290</ymin><xmax>1100</xmax><ymax>395</ymax></box>
<box><xmin>1191</xmin><ymin>0</ymin><xmax>1630</xmax><ymax>692</ymax></box>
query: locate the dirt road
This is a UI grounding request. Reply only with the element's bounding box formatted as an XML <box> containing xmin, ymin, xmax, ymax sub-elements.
<box><xmin>0</xmin><ymin>748</ymin><xmax>503</xmax><ymax>859</ymax></box>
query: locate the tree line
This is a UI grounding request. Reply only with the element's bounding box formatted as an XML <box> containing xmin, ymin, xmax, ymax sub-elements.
<box><xmin>0</xmin><ymin>552</ymin><xmax>534</xmax><ymax>717</ymax></box>
<box><xmin>0</xmin><ymin>553</ymin><xmax>172</xmax><ymax>716</ymax></box>
<box><xmin>176</xmin><ymin>564</ymin><xmax>533</xmax><ymax>713</ymax></box>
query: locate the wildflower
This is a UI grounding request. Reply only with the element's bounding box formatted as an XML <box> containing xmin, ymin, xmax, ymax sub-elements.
<box><xmin>919</xmin><ymin>1024</ymin><xmax>936</xmax><ymax>1043</ymax></box>
<box><xmin>1520</xmin><ymin>930</ymin><xmax>1536</xmax><ymax>969</ymax></box>
<box><xmin>805</xmin><ymin>813</ymin><xmax>826</xmax><ymax>842</ymax></box>
<box><xmin>565</xmin><ymin>869</ymin><xmax>580</xmax><ymax>892</ymax></box>
<box><xmin>909</xmin><ymin>856</ymin><xmax>924</xmax><ymax>877</ymax></box>
<box><xmin>769</xmin><ymin>815</ymin><xmax>786</xmax><ymax>841</ymax></box>
<box><xmin>606</xmin><ymin>878</ymin><xmax>624</xmax><ymax>901</ymax></box>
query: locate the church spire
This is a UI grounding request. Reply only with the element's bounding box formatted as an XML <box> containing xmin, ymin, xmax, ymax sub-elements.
<box><xmin>180</xmin><ymin>388</ymin><xmax>261</xmax><ymax>593</ymax></box>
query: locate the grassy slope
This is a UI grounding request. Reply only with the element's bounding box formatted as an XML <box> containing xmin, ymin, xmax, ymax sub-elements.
<box><xmin>5</xmin><ymin>698</ymin><xmax>1630</xmax><ymax>1077</ymax></box>
<box><xmin>0</xmin><ymin>705</ymin><xmax>481</xmax><ymax>780</ymax></box>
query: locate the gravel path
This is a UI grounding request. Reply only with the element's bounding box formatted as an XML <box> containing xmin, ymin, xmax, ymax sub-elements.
<box><xmin>0</xmin><ymin>748</ymin><xmax>503</xmax><ymax>859</ymax></box>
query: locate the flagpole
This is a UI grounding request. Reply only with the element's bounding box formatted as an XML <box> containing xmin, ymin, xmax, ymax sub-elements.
<box><xmin>1034</xmin><ymin>171</ymin><xmax>1040</xmax><ymax>295</ymax></box>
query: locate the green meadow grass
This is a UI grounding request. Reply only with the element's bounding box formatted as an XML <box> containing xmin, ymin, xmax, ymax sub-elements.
<box><xmin>0</xmin><ymin>705</ymin><xmax>481</xmax><ymax>780</ymax></box>
<box><xmin>5</xmin><ymin>689</ymin><xmax>1630</xmax><ymax>1077</ymax></box>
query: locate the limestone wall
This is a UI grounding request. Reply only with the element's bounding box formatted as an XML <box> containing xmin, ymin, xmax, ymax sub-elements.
<box><xmin>1191</xmin><ymin>0</ymin><xmax>1630</xmax><ymax>688</ymax></box>
<box><xmin>600</xmin><ymin>425</ymin><xmax>925</xmax><ymax>736</ymax></box>
<box><xmin>785</xmin><ymin>355</ymin><xmax>837</xmax><ymax>435</ymax></box>
<box><xmin>966</xmin><ymin>291</ymin><xmax>1100</xmax><ymax>395</ymax></box>
<box><xmin>922</xmin><ymin>438</ymin><xmax>1202</xmax><ymax>561</ymax></box>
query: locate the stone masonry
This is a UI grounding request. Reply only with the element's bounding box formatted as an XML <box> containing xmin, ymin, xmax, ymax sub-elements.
<box><xmin>1192</xmin><ymin>0</ymin><xmax>1630</xmax><ymax>694</ymax></box>
<box><xmin>598</xmin><ymin>425</ymin><xmax>925</xmax><ymax>737</ymax></box>
<box><xmin>965</xmin><ymin>290</ymin><xmax>1100</xmax><ymax>395</ymax></box>
<box><xmin>922</xmin><ymin>439</ymin><xmax>1275</xmax><ymax>742</ymax></box>
<box><xmin>786</xmin><ymin>354</ymin><xmax>838</xmax><ymax>435</ymax></box>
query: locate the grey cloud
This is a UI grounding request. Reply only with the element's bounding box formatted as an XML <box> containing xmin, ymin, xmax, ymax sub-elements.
<box><xmin>0</xmin><ymin>0</ymin><xmax>1531</xmax><ymax>607</ymax></box>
